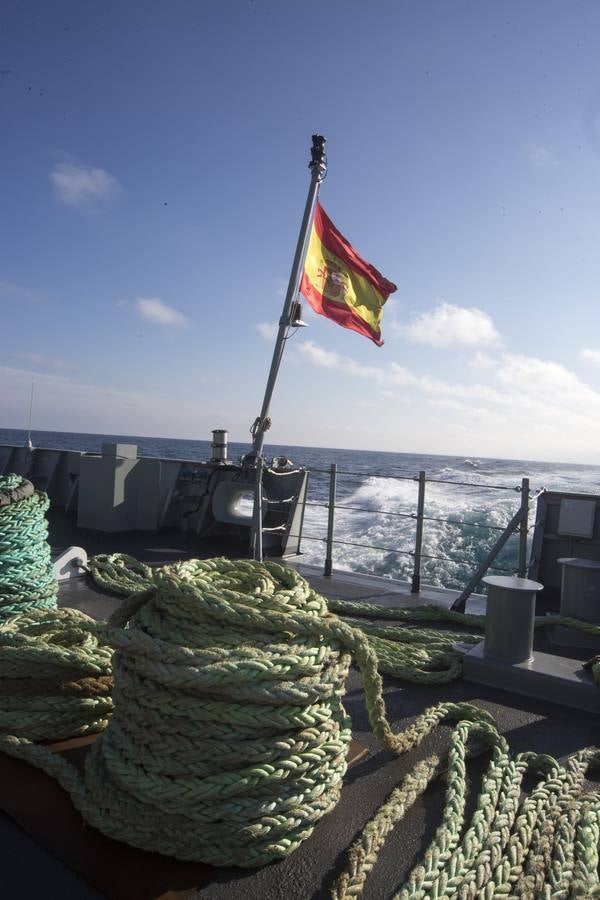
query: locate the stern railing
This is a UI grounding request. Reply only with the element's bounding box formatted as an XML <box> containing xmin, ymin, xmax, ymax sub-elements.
<box><xmin>301</xmin><ymin>466</ymin><xmax>541</xmax><ymax>611</ymax></box>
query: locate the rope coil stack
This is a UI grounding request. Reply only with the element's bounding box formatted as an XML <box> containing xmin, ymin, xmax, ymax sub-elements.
<box><xmin>0</xmin><ymin>474</ymin><xmax>57</xmax><ymax>618</ymax></box>
<box><xmin>1</xmin><ymin>536</ymin><xmax>599</xmax><ymax>892</ymax></box>
<box><xmin>87</xmin><ymin>553</ymin><xmax>485</xmax><ymax>684</ymax></box>
<box><xmin>0</xmin><ymin>556</ymin><xmax>488</xmax><ymax>868</ymax></box>
<box><xmin>0</xmin><ymin>474</ymin><xmax>114</xmax><ymax>740</ymax></box>
<box><xmin>0</xmin><ymin>607</ymin><xmax>114</xmax><ymax>740</ymax></box>
<box><xmin>0</xmin><ymin>554</ymin><xmax>598</xmax><ymax>895</ymax></box>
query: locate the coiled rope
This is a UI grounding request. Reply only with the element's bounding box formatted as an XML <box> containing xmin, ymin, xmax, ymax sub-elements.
<box><xmin>0</xmin><ymin>607</ymin><xmax>114</xmax><ymax>740</ymax></box>
<box><xmin>87</xmin><ymin>553</ymin><xmax>483</xmax><ymax>684</ymax></box>
<box><xmin>0</xmin><ymin>474</ymin><xmax>57</xmax><ymax>618</ymax></box>
<box><xmin>0</xmin><ymin>557</ymin><xmax>599</xmax><ymax>895</ymax></box>
<box><xmin>0</xmin><ymin>557</ymin><xmax>493</xmax><ymax>868</ymax></box>
<box><xmin>87</xmin><ymin>553</ymin><xmax>600</xmax><ymax>685</ymax></box>
<box><xmin>0</xmin><ymin>475</ymin><xmax>113</xmax><ymax>739</ymax></box>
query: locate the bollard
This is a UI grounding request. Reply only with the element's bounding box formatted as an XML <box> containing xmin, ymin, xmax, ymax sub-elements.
<box><xmin>482</xmin><ymin>575</ymin><xmax>543</xmax><ymax>664</ymax></box>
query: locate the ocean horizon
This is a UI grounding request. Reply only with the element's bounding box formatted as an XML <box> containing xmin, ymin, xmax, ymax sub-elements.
<box><xmin>0</xmin><ymin>424</ymin><xmax>597</xmax><ymax>470</ymax></box>
<box><xmin>2</xmin><ymin>426</ymin><xmax>599</xmax><ymax>591</ymax></box>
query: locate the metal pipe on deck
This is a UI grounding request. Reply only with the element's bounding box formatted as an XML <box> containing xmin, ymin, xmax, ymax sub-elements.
<box><xmin>411</xmin><ymin>470</ymin><xmax>426</xmax><ymax>593</ymax></box>
<box><xmin>324</xmin><ymin>463</ymin><xmax>337</xmax><ymax>576</ymax></box>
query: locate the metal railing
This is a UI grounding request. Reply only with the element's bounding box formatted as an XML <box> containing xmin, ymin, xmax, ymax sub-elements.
<box><xmin>301</xmin><ymin>464</ymin><xmax>537</xmax><ymax>611</ymax></box>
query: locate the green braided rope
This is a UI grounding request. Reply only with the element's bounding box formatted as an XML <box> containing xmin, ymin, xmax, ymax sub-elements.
<box><xmin>1</xmin><ymin>555</ymin><xmax>599</xmax><ymax>895</ymax></box>
<box><xmin>0</xmin><ymin>556</ymin><xmax>492</xmax><ymax>867</ymax></box>
<box><xmin>332</xmin><ymin>728</ymin><xmax>600</xmax><ymax>898</ymax></box>
<box><xmin>0</xmin><ymin>474</ymin><xmax>57</xmax><ymax>618</ymax></box>
<box><xmin>0</xmin><ymin>477</ymin><xmax>113</xmax><ymax>740</ymax></box>
<box><xmin>86</xmin><ymin>554</ymin><xmax>481</xmax><ymax>684</ymax></box>
<box><xmin>330</xmin><ymin>595</ymin><xmax>600</xmax><ymax>638</ymax></box>
<box><xmin>0</xmin><ymin>607</ymin><xmax>114</xmax><ymax>740</ymax></box>
<box><xmin>87</xmin><ymin>553</ymin><xmax>600</xmax><ymax>686</ymax></box>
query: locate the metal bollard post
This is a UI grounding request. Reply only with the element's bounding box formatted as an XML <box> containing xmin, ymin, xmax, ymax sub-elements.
<box><xmin>517</xmin><ymin>477</ymin><xmax>529</xmax><ymax>578</ymax></box>
<box><xmin>482</xmin><ymin>575</ymin><xmax>543</xmax><ymax>663</ymax></box>
<box><xmin>411</xmin><ymin>470</ymin><xmax>426</xmax><ymax>593</ymax></box>
<box><xmin>324</xmin><ymin>463</ymin><xmax>337</xmax><ymax>576</ymax></box>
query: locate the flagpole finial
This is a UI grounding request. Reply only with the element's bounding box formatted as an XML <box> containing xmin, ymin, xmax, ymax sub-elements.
<box><xmin>310</xmin><ymin>134</ymin><xmax>327</xmax><ymax>181</ymax></box>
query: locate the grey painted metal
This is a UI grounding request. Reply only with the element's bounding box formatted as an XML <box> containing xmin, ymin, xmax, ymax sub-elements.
<box><xmin>527</xmin><ymin>490</ymin><xmax>600</xmax><ymax>606</ymax></box>
<box><xmin>411</xmin><ymin>470</ymin><xmax>426</xmax><ymax>593</ymax></box>
<box><xmin>558</xmin><ymin>498</ymin><xmax>596</xmax><ymax>538</ymax></box>
<box><xmin>558</xmin><ymin>557</ymin><xmax>600</xmax><ymax>622</ymax></box>
<box><xmin>518</xmin><ymin>477</ymin><xmax>529</xmax><ymax>578</ymax></box>
<box><xmin>463</xmin><ymin>640</ymin><xmax>600</xmax><ymax>715</ymax></box>
<box><xmin>101</xmin><ymin>443</ymin><xmax>137</xmax><ymax>459</ymax></box>
<box><xmin>249</xmin><ymin>136</ymin><xmax>326</xmax><ymax>557</ymax></box>
<box><xmin>251</xmin><ymin>135</ymin><xmax>327</xmax><ymax>459</ymax></box>
<box><xmin>282</xmin><ymin>470</ymin><xmax>309</xmax><ymax>557</ymax></box>
<box><xmin>211</xmin><ymin>429</ymin><xmax>228</xmax><ymax>463</ymax></box>
<box><xmin>546</xmin><ymin>620</ymin><xmax>600</xmax><ymax>651</ymax></box>
<box><xmin>252</xmin><ymin>456</ymin><xmax>264</xmax><ymax>561</ymax></box>
<box><xmin>77</xmin><ymin>450</ymin><xmax>162</xmax><ymax>532</ymax></box>
<box><xmin>451</xmin><ymin>506</ymin><xmax>524</xmax><ymax>612</ymax></box>
<box><xmin>482</xmin><ymin>575</ymin><xmax>543</xmax><ymax>664</ymax></box>
<box><xmin>324</xmin><ymin>463</ymin><xmax>337</xmax><ymax>576</ymax></box>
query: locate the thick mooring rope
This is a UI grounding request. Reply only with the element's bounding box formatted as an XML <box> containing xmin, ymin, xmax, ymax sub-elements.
<box><xmin>0</xmin><ymin>474</ymin><xmax>57</xmax><ymax>617</ymax></box>
<box><xmin>87</xmin><ymin>553</ymin><xmax>600</xmax><ymax>685</ymax></box>
<box><xmin>0</xmin><ymin>557</ymin><xmax>490</xmax><ymax>867</ymax></box>
<box><xmin>0</xmin><ymin>476</ymin><xmax>113</xmax><ymax>740</ymax></box>
<box><xmin>0</xmin><ymin>607</ymin><xmax>114</xmax><ymax>740</ymax></box>
<box><xmin>0</xmin><ymin>557</ymin><xmax>599</xmax><ymax>895</ymax></box>
<box><xmin>87</xmin><ymin>553</ymin><xmax>483</xmax><ymax>684</ymax></box>
<box><xmin>332</xmin><ymin>723</ymin><xmax>600</xmax><ymax>899</ymax></box>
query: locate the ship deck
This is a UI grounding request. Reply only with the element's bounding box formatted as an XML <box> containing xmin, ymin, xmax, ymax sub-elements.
<box><xmin>1</xmin><ymin>523</ymin><xmax>599</xmax><ymax>899</ymax></box>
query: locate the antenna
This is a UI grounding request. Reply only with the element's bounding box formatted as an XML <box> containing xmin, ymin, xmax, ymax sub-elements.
<box><xmin>26</xmin><ymin>382</ymin><xmax>34</xmax><ymax>450</ymax></box>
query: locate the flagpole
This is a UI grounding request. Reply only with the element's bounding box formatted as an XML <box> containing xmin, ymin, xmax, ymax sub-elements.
<box><xmin>250</xmin><ymin>134</ymin><xmax>327</xmax><ymax>560</ymax></box>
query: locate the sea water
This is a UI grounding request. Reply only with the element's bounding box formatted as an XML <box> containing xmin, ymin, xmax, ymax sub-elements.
<box><xmin>2</xmin><ymin>427</ymin><xmax>599</xmax><ymax>591</ymax></box>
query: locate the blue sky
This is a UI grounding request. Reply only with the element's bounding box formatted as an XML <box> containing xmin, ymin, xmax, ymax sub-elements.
<box><xmin>2</xmin><ymin>0</ymin><xmax>600</xmax><ymax>463</ymax></box>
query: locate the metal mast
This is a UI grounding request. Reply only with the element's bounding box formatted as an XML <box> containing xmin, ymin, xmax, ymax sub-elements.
<box><xmin>250</xmin><ymin>135</ymin><xmax>327</xmax><ymax>559</ymax></box>
<box><xmin>26</xmin><ymin>382</ymin><xmax>34</xmax><ymax>450</ymax></box>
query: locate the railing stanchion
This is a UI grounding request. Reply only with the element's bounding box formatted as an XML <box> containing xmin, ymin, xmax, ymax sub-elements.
<box><xmin>518</xmin><ymin>477</ymin><xmax>529</xmax><ymax>578</ymax></box>
<box><xmin>411</xmin><ymin>470</ymin><xmax>426</xmax><ymax>593</ymax></box>
<box><xmin>324</xmin><ymin>463</ymin><xmax>337</xmax><ymax>576</ymax></box>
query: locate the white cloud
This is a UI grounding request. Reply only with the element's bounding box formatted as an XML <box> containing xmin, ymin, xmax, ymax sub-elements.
<box><xmin>400</xmin><ymin>302</ymin><xmax>500</xmax><ymax>347</ymax></box>
<box><xmin>50</xmin><ymin>162</ymin><xmax>121</xmax><ymax>207</ymax></box>
<box><xmin>526</xmin><ymin>143</ymin><xmax>559</xmax><ymax>168</ymax></box>
<box><xmin>580</xmin><ymin>348</ymin><xmax>600</xmax><ymax>364</ymax></box>
<box><xmin>297</xmin><ymin>340</ymin><xmax>409</xmax><ymax>383</ymax></box>
<box><xmin>0</xmin><ymin>365</ymin><xmax>217</xmax><ymax>437</ymax></box>
<box><xmin>296</xmin><ymin>338</ymin><xmax>600</xmax><ymax>461</ymax></box>
<box><xmin>13</xmin><ymin>353</ymin><xmax>72</xmax><ymax>370</ymax></box>
<box><xmin>469</xmin><ymin>351</ymin><xmax>497</xmax><ymax>370</ymax></box>
<box><xmin>256</xmin><ymin>322</ymin><xmax>278</xmax><ymax>341</ymax></box>
<box><xmin>136</xmin><ymin>297</ymin><xmax>187</xmax><ymax>326</ymax></box>
<box><xmin>0</xmin><ymin>365</ymin><xmax>248</xmax><ymax>439</ymax></box>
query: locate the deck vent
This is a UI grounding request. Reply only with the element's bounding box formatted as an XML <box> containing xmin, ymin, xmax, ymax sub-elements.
<box><xmin>211</xmin><ymin>430</ymin><xmax>228</xmax><ymax>464</ymax></box>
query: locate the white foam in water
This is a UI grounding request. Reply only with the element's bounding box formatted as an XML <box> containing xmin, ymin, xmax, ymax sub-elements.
<box><xmin>302</xmin><ymin>472</ymin><xmax>522</xmax><ymax>588</ymax></box>
<box><xmin>301</xmin><ymin>458</ymin><xmax>600</xmax><ymax>590</ymax></box>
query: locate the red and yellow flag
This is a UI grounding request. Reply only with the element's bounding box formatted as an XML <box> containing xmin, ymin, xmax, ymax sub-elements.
<box><xmin>300</xmin><ymin>202</ymin><xmax>396</xmax><ymax>346</ymax></box>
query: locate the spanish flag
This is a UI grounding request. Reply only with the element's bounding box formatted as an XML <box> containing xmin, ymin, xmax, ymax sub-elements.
<box><xmin>300</xmin><ymin>202</ymin><xmax>396</xmax><ymax>346</ymax></box>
